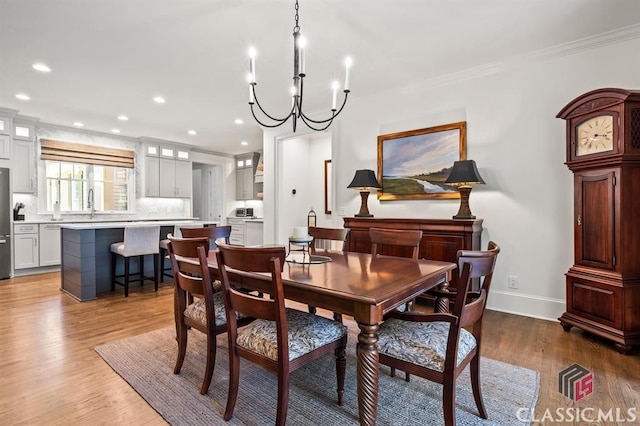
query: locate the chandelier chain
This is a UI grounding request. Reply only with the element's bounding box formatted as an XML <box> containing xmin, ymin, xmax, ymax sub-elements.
<box><xmin>293</xmin><ymin>0</ymin><xmax>300</xmax><ymax>33</ymax></box>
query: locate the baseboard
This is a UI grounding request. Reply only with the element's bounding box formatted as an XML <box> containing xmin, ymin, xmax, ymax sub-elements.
<box><xmin>487</xmin><ymin>290</ymin><xmax>565</xmax><ymax>322</ymax></box>
<box><xmin>13</xmin><ymin>266</ymin><xmax>61</xmax><ymax>277</ymax></box>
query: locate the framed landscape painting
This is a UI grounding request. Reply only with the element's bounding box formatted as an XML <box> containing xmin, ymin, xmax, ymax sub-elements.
<box><xmin>377</xmin><ymin>121</ymin><xmax>466</xmax><ymax>200</ymax></box>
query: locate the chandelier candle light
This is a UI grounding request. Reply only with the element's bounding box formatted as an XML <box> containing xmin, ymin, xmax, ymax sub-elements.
<box><xmin>247</xmin><ymin>0</ymin><xmax>352</xmax><ymax>132</ymax></box>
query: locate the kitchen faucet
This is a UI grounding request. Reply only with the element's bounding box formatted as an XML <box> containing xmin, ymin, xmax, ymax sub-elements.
<box><xmin>87</xmin><ymin>188</ymin><xmax>95</xmax><ymax>219</ymax></box>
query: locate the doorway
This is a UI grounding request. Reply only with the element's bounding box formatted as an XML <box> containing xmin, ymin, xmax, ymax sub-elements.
<box><xmin>275</xmin><ymin>132</ymin><xmax>332</xmax><ymax>244</ymax></box>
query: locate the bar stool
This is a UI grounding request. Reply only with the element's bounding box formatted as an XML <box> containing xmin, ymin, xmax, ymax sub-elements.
<box><xmin>110</xmin><ymin>225</ymin><xmax>161</xmax><ymax>297</ymax></box>
<box><xmin>159</xmin><ymin>223</ymin><xmax>204</xmax><ymax>282</ymax></box>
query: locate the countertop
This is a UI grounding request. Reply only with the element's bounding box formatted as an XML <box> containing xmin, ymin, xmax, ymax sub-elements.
<box><xmin>15</xmin><ymin>217</ymin><xmax>209</xmax><ymax>225</ymax></box>
<box><xmin>59</xmin><ymin>219</ymin><xmax>218</xmax><ymax>230</ymax></box>
<box><xmin>227</xmin><ymin>217</ymin><xmax>264</xmax><ymax>223</ymax></box>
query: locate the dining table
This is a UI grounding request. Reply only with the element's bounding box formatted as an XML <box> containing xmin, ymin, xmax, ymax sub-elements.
<box><xmin>177</xmin><ymin>248</ymin><xmax>456</xmax><ymax>426</ymax></box>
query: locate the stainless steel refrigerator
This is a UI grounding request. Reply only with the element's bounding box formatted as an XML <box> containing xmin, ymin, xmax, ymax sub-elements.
<box><xmin>0</xmin><ymin>168</ymin><xmax>10</xmax><ymax>279</ymax></box>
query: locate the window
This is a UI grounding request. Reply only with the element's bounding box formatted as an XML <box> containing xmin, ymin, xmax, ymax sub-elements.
<box><xmin>45</xmin><ymin>161</ymin><xmax>131</xmax><ymax>212</ymax></box>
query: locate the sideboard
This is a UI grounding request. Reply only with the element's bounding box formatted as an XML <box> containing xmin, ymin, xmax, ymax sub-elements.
<box><xmin>343</xmin><ymin>217</ymin><xmax>483</xmax><ymax>296</ymax></box>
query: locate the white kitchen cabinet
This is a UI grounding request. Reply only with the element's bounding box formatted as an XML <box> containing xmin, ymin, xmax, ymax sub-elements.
<box><xmin>0</xmin><ymin>134</ymin><xmax>10</xmax><ymax>159</ymax></box>
<box><xmin>144</xmin><ymin>142</ymin><xmax>191</xmax><ymax>198</ymax></box>
<box><xmin>174</xmin><ymin>159</ymin><xmax>192</xmax><ymax>198</ymax></box>
<box><xmin>0</xmin><ymin>116</ymin><xmax>11</xmax><ymax>135</ymax></box>
<box><xmin>235</xmin><ymin>152</ymin><xmax>260</xmax><ymax>200</ymax></box>
<box><xmin>235</xmin><ymin>168</ymin><xmax>254</xmax><ymax>200</ymax></box>
<box><xmin>227</xmin><ymin>218</ymin><xmax>246</xmax><ymax>245</ymax></box>
<box><xmin>14</xmin><ymin>224</ymin><xmax>39</xmax><ymax>269</ymax></box>
<box><xmin>39</xmin><ymin>224</ymin><xmax>61</xmax><ymax>266</ymax></box>
<box><xmin>13</xmin><ymin>140</ymin><xmax>35</xmax><ymax>193</ymax></box>
<box><xmin>145</xmin><ymin>156</ymin><xmax>160</xmax><ymax>197</ymax></box>
<box><xmin>159</xmin><ymin>158</ymin><xmax>191</xmax><ymax>198</ymax></box>
<box><xmin>245</xmin><ymin>221</ymin><xmax>263</xmax><ymax>246</ymax></box>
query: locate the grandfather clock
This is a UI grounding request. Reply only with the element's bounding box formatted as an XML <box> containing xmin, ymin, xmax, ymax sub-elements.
<box><xmin>557</xmin><ymin>88</ymin><xmax>640</xmax><ymax>353</ymax></box>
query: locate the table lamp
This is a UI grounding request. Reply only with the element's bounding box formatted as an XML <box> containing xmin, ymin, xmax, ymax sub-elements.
<box><xmin>444</xmin><ymin>160</ymin><xmax>485</xmax><ymax>219</ymax></box>
<box><xmin>347</xmin><ymin>169</ymin><xmax>382</xmax><ymax>217</ymax></box>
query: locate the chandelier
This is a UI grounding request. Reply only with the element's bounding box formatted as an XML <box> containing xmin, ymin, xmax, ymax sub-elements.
<box><xmin>247</xmin><ymin>0</ymin><xmax>352</xmax><ymax>132</ymax></box>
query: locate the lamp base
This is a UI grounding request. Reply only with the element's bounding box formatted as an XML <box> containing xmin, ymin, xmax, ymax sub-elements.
<box><xmin>356</xmin><ymin>191</ymin><xmax>373</xmax><ymax>217</ymax></box>
<box><xmin>452</xmin><ymin>213</ymin><xmax>476</xmax><ymax>220</ymax></box>
<box><xmin>452</xmin><ymin>186</ymin><xmax>475</xmax><ymax>220</ymax></box>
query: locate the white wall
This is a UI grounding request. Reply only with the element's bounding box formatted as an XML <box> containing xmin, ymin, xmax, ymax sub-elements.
<box><xmin>263</xmin><ymin>30</ymin><xmax>640</xmax><ymax>321</ymax></box>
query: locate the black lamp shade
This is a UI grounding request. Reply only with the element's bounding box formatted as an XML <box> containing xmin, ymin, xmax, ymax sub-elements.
<box><xmin>347</xmin><ymin>169</ymin><xmax>382</xmax><ymax>190</ymax></box>
<box><xmin>445</xmin><ymin>160</ymin><xmax>485</xmax><ymax>186</ymax></box>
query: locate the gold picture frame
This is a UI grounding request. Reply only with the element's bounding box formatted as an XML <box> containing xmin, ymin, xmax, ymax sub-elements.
<box><xmin>377</xmin><ymin>121</ymin><xmax>466</xmax><ymax>200</ymax></box>
<box><xmin>324</xmin><ymin>159</ymin><xmax>332</xmax><ymax>214</ymax></box>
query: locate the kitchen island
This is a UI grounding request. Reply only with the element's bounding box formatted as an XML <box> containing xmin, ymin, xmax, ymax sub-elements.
<box><xmin>60</xmin><ymin>220</ymin><xmax>216</xmax><ymax>301</ymax></box>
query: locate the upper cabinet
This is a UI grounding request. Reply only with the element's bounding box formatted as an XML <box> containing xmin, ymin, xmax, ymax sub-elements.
<box><xmin>0</xmin><ymin>109</ymin><xmax>17</xmax><ymax>160</ymax></box>
<box><xmin>13</xmin><ymin>139</ymin><xmax>36</xmax><ymax>193</ymax></box>
<box><xmin>235</xmin><ymin>152</ymin><xmax>261</xmax><ymax>200</ymax></box>
<box><xmin>0</xmin><ymin>135</ymin><xmax>10</xmax><ymax>160</ymax></box>
<box><xmin>144</xmin><ymin>142</ymin><xmax>192</xmax><ymax>198</ymax></box>
<box><xmin>12</xmin><ymin>115</ymin><xmax>38</xmax><ymax>142</ymax></box>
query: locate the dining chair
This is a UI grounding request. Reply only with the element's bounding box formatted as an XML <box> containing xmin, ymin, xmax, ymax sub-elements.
<box><xmin>307</xmin><ymin>226</ymin><xmax>350</xmax><ymax>319</ymax></box>
<box><xmin>308</xmin><ymin>226</ymin><xmax>350</xmax><ymax>253</ymax></box>
<box><xmin>376</xmin><ymin>241</ymin><xmax>500</xmax><ymax>426</ymax></box>
<box><xmin>159</xmin><ymin>223</ymin><xmax>204</xmax><ymax>282</ymax></box>
<box><xmin>180</xmin><ymin>226</ymin><xmax>232</xmax><ymax>292</ymax></box>
<box><xmin>166</xmin><ymin>236</ymin><xmax>253</xmax><ymax>395</ymax></box>
<box><xmin>215</xmin><ymin>244</ymin><xmax>348</xmax><ymax>426</ymax></box>
<box><xmin>181</xmin><ymin>225</ymin><xmax>232</xmax><ymax>247</ymax></box>
<box><xmin>110</xmin><ymin>225</ymin><xmax>160</xmax><ymax>297</ymax></box>
<box><xmin>370</xmin><ymin>227</ymin><xmax>423</xmax><ymax>311</ymax></box>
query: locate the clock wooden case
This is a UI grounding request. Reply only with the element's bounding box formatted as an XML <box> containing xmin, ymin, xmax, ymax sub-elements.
<box><xmin>557</xmin><ymin>88</ymin><xmax>640</xmax><ymax>353</ymax></box>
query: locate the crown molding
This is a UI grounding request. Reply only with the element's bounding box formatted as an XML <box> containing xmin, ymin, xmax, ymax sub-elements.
<box><xmin>371</xmin><ymin>23</ymin><xmax>640</xmax><ymax>99</ymax></box>
<box><xmin>190</xmin><ymin>147</ymin><xmax>235</xmax><ymax>158</ymax></box>
<box><xmin>37</xmin><ymin>122</ymin><xmax>139</xmax><ymax>143</ymax></box>
<box><xmin>0</xmin><ymin>107</ymin><xmax>19</xmax><ymax>117</ymax></box>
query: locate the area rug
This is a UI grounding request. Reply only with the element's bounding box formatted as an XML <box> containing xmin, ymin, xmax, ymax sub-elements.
<box><xmin>95</xmin><ymin>326</ymin><xmax>539</xmax><ymax>425</ymax></box>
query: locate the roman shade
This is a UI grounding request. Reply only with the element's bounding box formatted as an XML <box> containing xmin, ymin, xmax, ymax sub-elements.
<box><xmin>40</xmin><ymin>139</ymin><xmax>135</xmax><ymax>168</ymax></box>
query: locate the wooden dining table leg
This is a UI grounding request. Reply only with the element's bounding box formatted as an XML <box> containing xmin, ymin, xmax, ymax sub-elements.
<box><xmin>357</xmin><ymin>322</ymin><xmax>379</xmax><ymax>426</ymax></box>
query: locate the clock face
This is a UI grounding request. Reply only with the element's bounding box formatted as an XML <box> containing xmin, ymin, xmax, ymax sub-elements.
<box><xmin>576</xmin><ymin>115</ymin><xmax>614</xmax><ymax>156</ymax></box>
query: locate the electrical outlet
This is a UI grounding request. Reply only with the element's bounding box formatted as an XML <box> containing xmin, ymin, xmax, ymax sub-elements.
<box><xmin>508</xmin><ymin>275</ymin><xmax>519</xmax><ymax>289</ymax></box>
<box><xmin>338</xmin><ymin>207</ymin><xmax>346</xmax><ymax>217</ymax></box>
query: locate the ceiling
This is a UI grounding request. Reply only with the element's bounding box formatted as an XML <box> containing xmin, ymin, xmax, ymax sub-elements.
<box><xmin>1</xmin><ymin>0</ymin><xmax>640</xmax><ymax>156</ymax></box>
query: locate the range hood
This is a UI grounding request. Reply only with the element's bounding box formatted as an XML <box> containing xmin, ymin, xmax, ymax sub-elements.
<box><xmin>254</xmin><ymin>153</ymin><xmax>264</xmax><ymax>183</ymax></box>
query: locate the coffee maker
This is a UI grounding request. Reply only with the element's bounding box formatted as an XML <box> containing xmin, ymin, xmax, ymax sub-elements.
<box><xmin>13</xmin><ymin>202</ymin><xmax>25</xmax><ymax>221</ymax></box>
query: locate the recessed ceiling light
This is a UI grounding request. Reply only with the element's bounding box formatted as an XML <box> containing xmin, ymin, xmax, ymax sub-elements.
<box><xmin>73</xmin><ymin>122</ymin><xmax>84</xmax><ymax>127</ymax></box>
<box><xmin>187</xmin><ymin>130</ymin><xmax>197</xmax><ymax>135</ymax></box>
<box><xmin>32</xmin><ymin>63</ymin><xmax>51</xmax><ymax>73</ymax></box>
<box><xmin>111</xmin><ymin>128</ymin><xmax>121</xmax><ymax>134</ymax></box>
<box><xmin>241</xmin><ymin>141</ymin><xmax>249</xmax><ymax>146</ymax></box>
<box><xmin>15</xmin><ymin>93</ymin><xmax>31</xmax><ymax>101</ymax></box>
<box><xmin>117</xmin><ymin>115</ymin><xmax>129</xmax><ymax>121</ymax></box>
<box><xmin>153</xmin><ymin>96</ymin><xmax>166</xmax><ymax>104</ymax></box>
<box><xmin>234</xmin><ymin>118</ymin><xmax>244</xmax><ymax>124</ymax></box>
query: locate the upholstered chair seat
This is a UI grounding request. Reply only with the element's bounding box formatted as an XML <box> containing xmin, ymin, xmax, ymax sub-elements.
<box><xmin>236</xmin><ymin>308</ymin><xmax>347</xmax><ymax>361</ymax></box>
<box><xmin>378</xmin><ymin>319</ymin><xmax>477</xmax><ymax>372</ymax></box>
<box><xmin>184</xmin><ymin>293</ymin><xmax>247</xmax><ymax>326</ymax></box>
<box><xmin>110</xmin><ymin>225</ymin><xmax>161</xmax><ymax>297</ymax></box>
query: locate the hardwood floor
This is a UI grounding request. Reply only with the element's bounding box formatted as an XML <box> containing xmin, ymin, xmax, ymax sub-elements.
<box><xmin>1</xmin><ymin>272</ymin><xmax>638</xmax><ymax>425</ymax></box>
